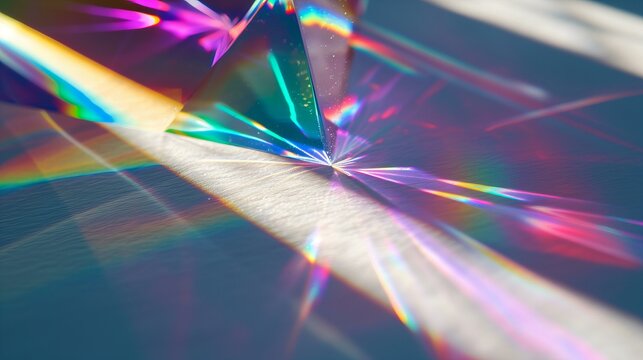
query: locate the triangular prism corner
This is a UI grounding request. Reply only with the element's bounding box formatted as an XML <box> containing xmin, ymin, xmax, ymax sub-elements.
<box><xmin>171</xmin><ymin>0</ymin><xmax>329</xmax><ymax>159</ymax></box>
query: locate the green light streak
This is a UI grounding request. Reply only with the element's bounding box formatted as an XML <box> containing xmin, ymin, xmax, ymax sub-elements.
<box><xmin>266</xmin><ymin>51</ymin><xmax>306</xmax><ymax>134</ymax></box>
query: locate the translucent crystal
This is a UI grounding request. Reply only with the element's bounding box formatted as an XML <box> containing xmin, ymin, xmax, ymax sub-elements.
<box><xmin>169</xmin><ymin>0</ymin><xmax>327</xmax><ymax>158</ymax></box>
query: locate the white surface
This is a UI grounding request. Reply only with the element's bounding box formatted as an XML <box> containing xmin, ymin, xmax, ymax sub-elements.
<box><xmin>112</xmin><ymin>125</ymin><xmax>643</xmax><ymax>360</ymax></box>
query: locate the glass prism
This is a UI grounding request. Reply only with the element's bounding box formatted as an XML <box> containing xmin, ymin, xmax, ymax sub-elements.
<box><xmin>169</xmin><ymin>0</ymin><xmax>327</xmax><ymax>159</ymax></box>
<box><xmin>294</xmin><ymin>0</ymin><xmax>362</xmax><ymax>156</ymax></box>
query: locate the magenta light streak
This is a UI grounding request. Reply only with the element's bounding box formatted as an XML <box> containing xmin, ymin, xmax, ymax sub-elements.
<box><xmin>72</xmin><ymin>5</ymin><xmax>160</xmax><ymax>31</ymax></box>
<box><xmin>70</xmin><ymin>0</ymin><xmax>240</xmax><ymax>61</ymax></box>
<box><xmin>127</xmin><ymin>0</ymin><xmax>171</xmax><ymax>11</ymax></box>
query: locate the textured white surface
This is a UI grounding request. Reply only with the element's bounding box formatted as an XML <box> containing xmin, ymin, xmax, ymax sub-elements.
<box><xmin>112</xmin><ymin>126</ymin><xmax>643</xmax><ymax>360</ymax></box>
<box><xmin>423</xmin><ymin>0</ymin><xmax>643</xmax><ymax>79</ymax></box>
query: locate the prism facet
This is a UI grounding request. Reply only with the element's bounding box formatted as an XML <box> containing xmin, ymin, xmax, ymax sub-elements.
<box><xmin>169</xmin><ymin>0</ymin><xmax>327</xmax><ymax>158</ymax></box>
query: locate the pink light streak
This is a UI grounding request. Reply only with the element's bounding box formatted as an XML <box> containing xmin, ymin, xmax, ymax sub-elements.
<box><xmin>70</xmin><ymin>0</ymin><xmax>241</xmax><ymax>63</ymax></box>
<box><xmin>486</xmin><ymin>90</ymin><xmax>643</xmax><ymax>131</ymax></box>
<box><xmin>69</xmin><ymin>5</ymin><xmax>161</xmax><ymax>31</ymax></box>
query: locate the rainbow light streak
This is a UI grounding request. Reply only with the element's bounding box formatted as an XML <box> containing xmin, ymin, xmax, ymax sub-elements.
<box><xmin>354</xmin><ymin>168</ymin><xmax>568</xmax><ymax>204</ymax></box>
<box><xmin>349</xmin><ymin>34</ymin><xmax>418</xmax><ymax>75</ymax></box>
<box><xmin>297</xmin><ymin>265</ymin><xmax>330</xmax><ymax>323</ymax></box>
<box><xmin>0</xmin><ymin>127</ymin><xmax>155</xmax><ymax>189</ymax></box>
<box><xmin>293</xmin><ymin>6</ymin><xmax>417</xmax><ymax>74</ymax></box>
<box><xmin>323</xmin><ymin>95</ymin><xmax>362</xmax><ymax>127</ymax></box>
<box><xmin>302</xmin><ymin>230</ymin><xmax>322</xmax><ymax>264</ymax></box>
<box><xmin>345</xmin><ymin>167</ymin><xmax>643</xmax><ymax>265</ymax></box>
<box><xmin>421</xmin><ymin>189</ymin><xmax>493</xmax><ymax>207</ymax></box>
<box><xmin>393</xmin><ymin>216</ymin><xmax>600</xmax><ymax>359</ymax></box>
<box><xmin>286</xmin><ymin>229</ymin><xmax>330</xmax><ymax>355</ymax></box>
<box><xmin>326</xmin><ymin>76</ymin><xmax>422</xmax><ymax>152</ymax></box>
<box><xmin>298</xmin><ymin>5</ymin><xmax>354</xmax><ymax>38</ymax></box>
<box><xmin>366</xmin><ymin>239</ymin><xmax>419</xmax><ymax>332</ymax></box>
<box><xmin>266</xmin><ymin>51</ymin><xmax>307</xmax><ymax>134</ymax></box>
<box><xmin>438</xmin><ymin>179</ymin><xmax>526</xmax><ymax>201</ymax></box>
<box><xmin>0</xmin><ymin>13</ymin><xmax>181</xmax><ymax>130</ymax></box>
<box><xmin>486</xmin><ymin>90</ymin><xmax>643</xmax><ymax>131</ymax></box>
<box><xmin>0</xmin><ymin>47</ymin><xmax>112</xmax><ymax>121</ymax></box>
<box><xmin>286</xmin><ymin>261</ymin><xmax>331</xmax><ymax>356</ymax></box>
<box><xmin>438</xmin><ymin>178</ymin><xmax>571</xmax><ymax>203</ymax></box>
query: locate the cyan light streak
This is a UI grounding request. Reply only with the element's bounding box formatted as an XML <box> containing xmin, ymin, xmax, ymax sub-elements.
<box><xmin>0</xmin><ymin>12</ymin><xmax>180</xmax><ymax>130</ymax></box>
<box><xmin>0</xmin><ymin>46</ymin><xmax>112</xmax><ymax>121</ymax></box>
<box><xmin>169</xmin><ymin>112</ymin><xmax>279</xmax><ymax>149</ymax></box>
<box><xmin>266</xmin><ymin>51</ymin><xmax>307</xmax><ymax>135</ymax></box>
<box><xmin>214</xmin><ymin>103</ymin><xmax>321</xmax><ymax>161</ymax></box>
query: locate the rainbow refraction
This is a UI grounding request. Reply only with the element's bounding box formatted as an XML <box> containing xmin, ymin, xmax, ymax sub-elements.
<box><xmin>1</xmin><ymin>0</ymin><xmax>643</xmax><ymax>359</ymax></box>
